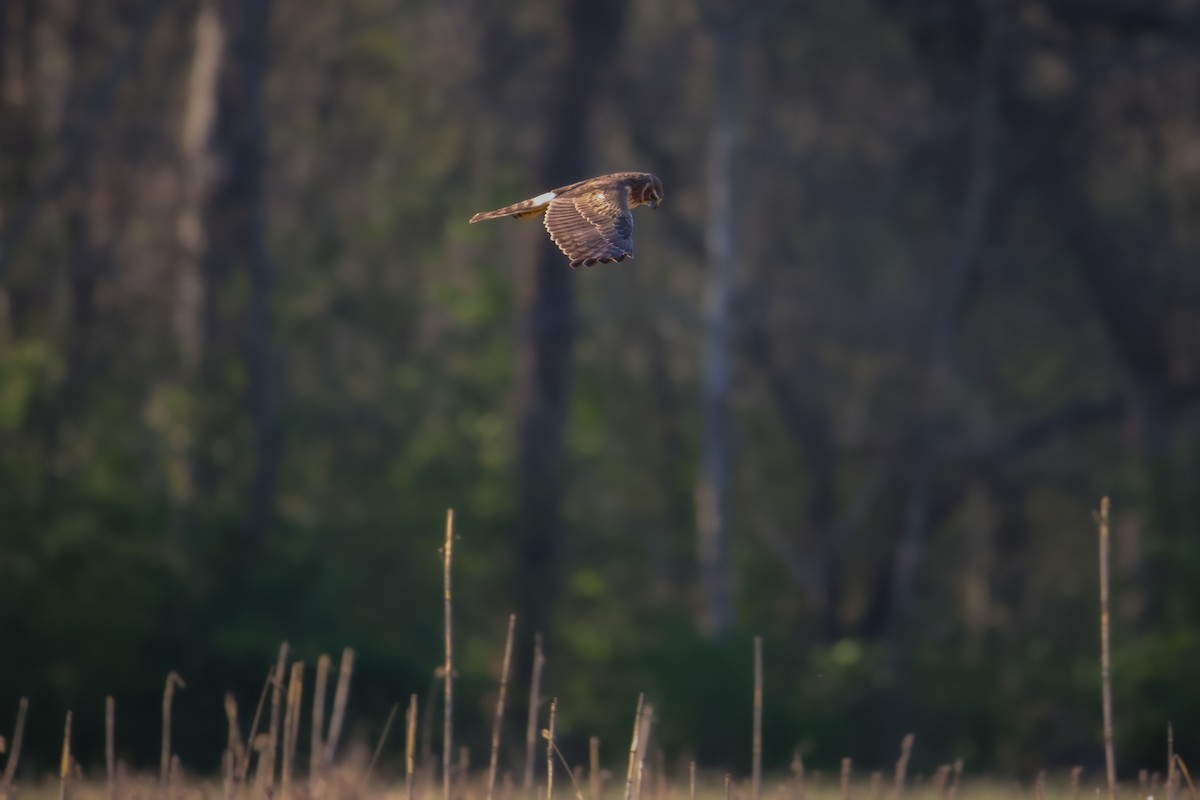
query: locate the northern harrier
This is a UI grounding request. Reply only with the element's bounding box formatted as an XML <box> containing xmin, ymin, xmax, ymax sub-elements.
<box><xmin>469</xmin><ymin>172</ymin><xmax>663</xmax><ymax>268</ymax></box>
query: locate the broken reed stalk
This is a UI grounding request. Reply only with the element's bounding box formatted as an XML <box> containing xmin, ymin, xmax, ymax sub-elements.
<box><xmin>444</xmin><ymin>508</ymin><xmax>456</xmax><ymax>800</ymax></box>
<box><xmin>1070</xmin><ymin>767</ymin><xmax>1082</xmax><ymax>800</ymax></box>
<box><xmin>1</xmin><ymin>697</ymin><xmax>28</xmax><ymax>798</ymax></box>
<box><xmin>106</xmin><ymin>696</ymin><xmax>116</xmax><ymax>800</ymax></box>
<box><xmin>325</xmin><ymin>647</ymin><xmax>355</xmax><ymax>764</ymax></box>
<box><xmin>223</xmin><ymin>748</ymin><xmax>235</xmax><ymax>800</ymax></box>
<box><xmin>1096</xmin><ymin>496</ymin><xmax>1116</xmax><ymax>800</ymax></box>
<box><xmin>725</xmin><ymin>774</ymin><xmax>732</xmax><ymax>800</ymax></box>
<box><xmin>263</xmin><ymin>643</ymin><xmax>290</xmax><ymax>793</ymax></box>
<box><xmin>1170</xmin><ymin>724</ymin><xmax>1178</xmax><ymax>800</ymax></box>
<box><xmin>546</xmin><ymin>698</ymin><xmax>558</xmax><ymax>800</ymax></box>
<box><xmin>239</xmin><ymin>666</ymin><xmax>274</xmax><ymax>782</ymax></box>
<box><xmin>689</xmin><ymin>762</ymin><xmax>697</xmax><ymax>800</ymax></box>
<box><xmin>590</xmin><ymin>738</ymin><xmax>601</xmax><ymax>800</ymax></box>
<box><xmin>160</xmin><ymin>672</ymin><xmax>186</xmax><ymax>794</ymax></box>
<box><xmin>59</xmin><ymin>710</ymin><xmax>72</xmax><ymax>800</ymax></box>
<box><xmin>524</xmin><ymin>634</ymin><xmax>546</xmax><ymax>796</ymax></box>
<box><xmin>364</xmin><ymin>702</ymin><xmax>401</xmax><ymax>787</ymax></box>
<box><xmin>752</xmin><ymin>636</ymin><xmax>763</xmax><ymax>800</ymax></box>
<box><xmin>1175</xmin><ymin>756</ymin><xmax>1198</xmax><ymax>800</ymax></box>
<box><xmin>223</xmin><ymin>694</ymin><xmax>244</xmax><ymax>798</ymax></box>
<box><xmin>623</xmin><ymin>694</ymin><xmax>646</xmax><ymax>800</ymax></box>
<box><xmin>311</xmin><ymin>654</ymin><xmax>331</xmax><ymax>783</ymax></box>
<box><xmin>487</xmin><ymin>613</ymin><xmax>518</xmax><ymax>800</ymax></box>
<box><xmin>841</xmin><ymin>759</ymin><xmax>852</xmax><ymax>800</ymax></box>
<box><xmin>634</xmin><ymin>704</ymin><xmax>653</xmax><ymax>800</ymax></box>
<box><xmin>281</xmin><ymin>661</ymin><xmax>304</xmax><ymax>800</ymax></box>
<box><xmin>407</xmin><ymin>695</ymin><xmax>419</xmax><ymax>800</ymax></box>
<box><xmin>890</xmin><ymin>734</ymin><xmax>914</xmax><ymax>800</ymax></box>
<box><xmin>947</xmin><ymin>761</ymin><xmax>963</xmax><ymax>800</ymax></box>
<box><xmin>791</xmin><ymin>747</ymin><xmax>805</xmax><ymax>800</ymax></box>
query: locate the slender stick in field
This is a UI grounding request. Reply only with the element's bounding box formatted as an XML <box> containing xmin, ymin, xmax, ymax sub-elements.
<box><xmin>752</xmin><ymin>636</ymin><xmax>763</xmax><ymax>800</ymax></box>
<box><xmin>524</xmin><ymin>634</ymin><xmax>546</xmax><ymax>796</ymax></box>
<box><xmin>311</xmin><ymin>654</ymin><xmax>330</xmax><ymax>783</ymax></box>
<box><xmin>262</xmin><ymin>643</ymin><xmax>289</xmax><ymax>792</ymax></box>
<box><xmin>364</xmin><ymin>702</ymin><xmax>400</xmax><ymax>788</ymax></box>
<box><xmin>890</xmin><ymin>734</ymin><xmax>914</xmax><ymax>800</ymax></box>
<box><xmin>106</xmin><ymin>696</ymin><xmax>116</xmax><ymax>800</ymax></box>
<box><xmin>546</xmin><ymin>698</ymin><xmax>558</xmax><ymax>800</ymax></box>
<box><xmin>406</xmin><ymin>695</ymin><xmax>419</xmax><ymax>800</ymax></box>
<box><xmin>1096</xmin><ymin>496</ymin><xmax>1116</xmax><ymax>800</ymax></box>
<box><xmin>487</xmin><ymin>614</ymin><xmax>518</xmax><ymax>800</ymax></box>
<box><xmin>689</xmin><ymin>762</ymin><xmax>697</xmax><ymax>800</ymax></box>
<box><xmin>633</xmin><ymin>705</ymin><xmax>653</xmax><ymax>800</ymax></box>
<box><xmin>281</xmin><ymin>661</ymin><xmax>304</xmax><ymax>800</ymax></box>
<box><xmin>590</xmin><ymin>738</ymin><xmax>601</xmax><ymax>800</ymax></box>
<box><xmin>1</xmin><ymin>697</ymin><xmax>29</xmax><ymax>798</ymax></box>
<box><xmin>841</xmin><ymin>759</ymin><xmax>852</xmax><ymax>800</ymax></box>
<box><xmin>239</xmin><ymin>666</ymin><xmax>274</xmax><ymax>783</ymax></box>
<box><xmin>791</xmin><ymin>747</ymin><xmax>805</xmax><ymax>800</ymax></box>
<box><xmin>1169</xmin><ymin>724</ymin><xmax>1178</xmax><ymax>800</ymax></box>
<box><xmin>160</xmin><ymin>672</ymin><xmax>186</xmax><ymax>793</ymax></box>
<box><xmin>223</xmin><ymin>748</ymin><xmax>235</xmax><ymax>800</ymax></box>
<box><xmin>223</xmin><ymin>694</ymin><xmax>244</xmax><ymax>798</ymax></box>
<box><xmin>623</xmin><ymin>694</ymin><xmax>645</xmax><ymax>800</ymax></box>
<box><xmin>325</xmin><ymin>647</ymin><xmax>355</xmax><ymax>764</ymax></box>
<box><xmin>59</xmin><ymin>710</ymin><xmax>73</xmax><ymax>800</ymax></box>
<box><xmin>443</xmin><ymin>508</ymin><xmax>456</xmax><ymax>800</ymax></box>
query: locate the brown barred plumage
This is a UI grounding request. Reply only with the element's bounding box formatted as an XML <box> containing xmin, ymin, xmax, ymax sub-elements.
<box><xmin>469</xmin><ymin>172</ymin><xmax>663</xmax><ymax>268</ymax></box>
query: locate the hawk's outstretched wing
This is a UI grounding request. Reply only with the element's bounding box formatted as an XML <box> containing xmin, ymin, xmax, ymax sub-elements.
<box><xmin>543</xmin><ymin>187</ymin><xmax>634</xmax><ymax>269</ymax></box>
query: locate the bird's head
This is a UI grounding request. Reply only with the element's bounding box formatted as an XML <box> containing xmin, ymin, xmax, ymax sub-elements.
<box><xmin>636</xmin><ymin>174</ymin><xmax>664</xmax><ymax>209</ymax></box>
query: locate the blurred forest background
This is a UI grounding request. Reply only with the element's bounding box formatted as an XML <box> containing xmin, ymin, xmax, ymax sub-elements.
<box><xmin>2</xmin><ymin>0</ymin><xmax>1200</xmax><ymax>782</ymax></box>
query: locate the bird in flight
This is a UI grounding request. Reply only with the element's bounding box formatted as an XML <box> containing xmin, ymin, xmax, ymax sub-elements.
<box><xmin>469</xmin><ymin>172</ymin><xmax>663</xmax><ymax>268</ymax></box>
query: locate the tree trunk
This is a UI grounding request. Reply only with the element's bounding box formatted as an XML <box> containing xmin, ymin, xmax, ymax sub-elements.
<box><xmin>695</xmin><ymin>21</ymin><xmax>742</xmax><ymax>639</ymax></box>
<box><xmin>513</xmin><ymin>0</ymin><xmax>629</xmax><ymax>654</ymax></box>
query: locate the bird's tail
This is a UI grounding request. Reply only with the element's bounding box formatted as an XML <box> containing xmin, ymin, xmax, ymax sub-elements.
<box><xmin>468</xmin><ymin>190</ymin><xmax>557</xmax><ymax>224</ymax></box>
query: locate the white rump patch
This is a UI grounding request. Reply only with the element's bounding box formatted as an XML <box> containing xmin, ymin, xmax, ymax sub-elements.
<box><xmin>531</xmin><ymin>191</ymin><xmax>556</xmax><ymax>205</ymax></box>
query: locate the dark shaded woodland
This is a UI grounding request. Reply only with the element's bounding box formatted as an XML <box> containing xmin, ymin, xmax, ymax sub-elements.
<box><xmin>2</xmin><ymin>0</ymin><xmax>1200</xmax><ymax>778</ymax></box>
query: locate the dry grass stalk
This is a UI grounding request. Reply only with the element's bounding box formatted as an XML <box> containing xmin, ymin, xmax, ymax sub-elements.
<box><xmin>1094</xmin><ymin>497</ymin><xmax>1116</xmax><ymax>800</ymax></box>
<box><xmin>931</xmin><ymin>766</ymin><xmax>949</xmax><ymax>799</ymax></box>
<box><xmin>589</xmin><ymin>738</ymin><xmax>601</xmax><ymax>800</ymax></box>
<box><xmin>1035</xmin><ymin>771</ymin><xmax>1045</xmax><ymax>800</ymax></box>
<box><xmin>869</xmin><ymin>772</ymin><xmax>883</xmax><ymax>800</ymax></box>
<box><xmin>524</xmin><ymin>634</ymin><xmax>546</xmax><ymax>796</ymax></box>
<box><xmin>890</xmin><ymin>734</ymin><xmax>914</xmax><ymax>800</ymax></box>
<box><xmin>267</xmin><ymin>644</ymin><xmax>291</xmax><ymax>791</ymax></box>
<box><xmin>1175</xmin><ymin>756</ymin><xmax>1198</xmax><ymax>800</ymax></box>
<box><xmin>689</xmin><ymin>762</ymin><xmax>697</xmax><ymax>800</ymax></box>
<box><xmin>160</xmin><ymin>672</ymin><xmax>186</xmax><ymax>794</ymax></box>
<box><xmin>281</xmin><ymin>661</ymin><xmax>304</xmax><ymax>800</ymax></box>
<box><xmin>444</xmin><ymin>508</ymin><xmax>456</xmax><ymax>800</ymax></box>
<box><xmin>364</xmin><ymin>702</ymin><xmax>400</xmax><ymax>788</ymax></box>
<box><xmin>487</xmin><ymin>614</ymin><xmax>518</xmax><ymax>800</ymax></box>
<box><xmin>1070</xmin><ymin>766</ymin><xmax>1082</xmax><ymax>800</ymax></box>
<box><xmin>59</xmin><ymin>710</ymin><xmax>72</xmax><ymax>800</ymax></box>
<box><xmin>623</xmin><ymin>694</ymin><xmax>645</xmax><ymax>800</ymax></box>
<box><xmin>546</xmin><ymin>698</ymin><xmax>558</xmax><ymax>800</ymax></box>
<box><xmin>311</xmin><ymin>653</ymin><xmax>331</xmax><ymax>784</ymax></box>
<box><xmin>1170</xmin><ymin>725</ymin><xmax>1178</xmax><ymax>800</ymax></box>
<box><xmin>724</xmin><ymin>774</ymin><xmax>732</xmax><ymax>800</ymax></box>
<box><xmin>840</xmin><ymin>759</ymin><xmax>851</xmax><ymax>800</ymax></box>
<box><xmin>239</xmin><ymin>666</ymin><xmax>274</xmax><ymax>783</ymax></box>
<box><xmin>222</xmin><ymin>693</ymin><xmax>244</xmax><ymax>798</ymax></box>
<box><xmin>1</xmin><ymin>696</ymin><xmax>29</xmax><ymax>799</ymax></box>
<box><xmin>790</xmin><ymin>747</ymin><xmax>805</xmax><ymax>800</ymax></box>
<box><xmin>946</xmin><ymin>761</ymin><xmax>963</xmax><ymax>800</ymax></box>
<box><xmin>222</xmin><ymin>748</ymin><xmax>235</xmax><ymax>800</ymax></box>
<box><xmin>407</xmin><ymin>694</ymin><xmax>419</xmax><ymax>800</ymax></box>
<box><xmin>752</xmin><ymin>637</ymin><xmax>763</xmax><ymax>800</ymax></box>
<box><xmin>1140</xmin><ymin>771</ymin><xmax>1150</xmax><ymax>795</ymax></box>
<box><xmin>105</xmin><ymin>696</ymin><xmax>116</xmax><ymax>800</ymax></box>
<box><xmin>634</xmin><ymin>704</ymin><xmax>654</xmax><ymax>800</ymax></box>
<box><xmin>325</xmin><ymin>647</ymin><xmax>355</xmax><ymax>764</ymax></box>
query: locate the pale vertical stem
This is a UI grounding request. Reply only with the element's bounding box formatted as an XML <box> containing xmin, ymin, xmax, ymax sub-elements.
<box><xmin>623</xmin><ymin>694</ymin><xmax>645</xmax><ymax>800</ymax></box>
<box><xmin>1</xmin><ymin>697</ymin><xmax>29</xmax><ymax>797</ymax></box>
<box><xmin>59</xmin><ymin>710</ymin><xmax>73</xmax><ymax>800</ymax></box>
<box><xmin>406</xmin><ymin>695</ymin><xmax>419</xmax><ymax>800</ymax></box>
<box><xmin>324</xmin><ymin>647</ymin><xmax>355</xmax><ymax>764</ymax></box>
<box><xmin>890</xmin><ymin>734</ymin><xmax>914</xmax><ymax>800</ymax></box>
<box><xmin>106</xmin><ymin>696</ymin><xmax>116</xmax><ymax>800</ymax></box>
<box><xmin>444</xmin><ymin>508</ymin><xmax>456</xmax><ymax>800</ymax></box>
<box><xmin>311</xmin><ymin>654</ymin><xmax>330</xmax><ymax>784</ymax></box>
<box><xmin>1097</xmin><ymin>496</ymin><xmax>1116</xmax><ymax>800</ymax></box>
<box><xmin>161</xmin><ymin>672</ymin><xmax>186</xmax><ymax>794</ymax></box>
<box><xmin>281</xmin><ymin>661</ymin><xmax>304</xmax><ymax>800</ymax></box>
<box><xmin>524</xmin><ymin>634</ymin><xmax>546</xmax><ymax>796</ymax></box>
<box><xmin>240</xmin><ymin>666</ymin><xmax>274</xmax><ymax>783</ymax></box>
<box><xmin>1168</xmin><ymin>724</ymin><xmax>1177</xmax><ymax>800</ymax></box>
<box><xmin>264</xmin><ymin>643</ymin><xmax>290</xmax><ymax>792</ymax></box>
<box><xmin>546</xmin><ymin>698</ymin><xmax>558</xmax><ymax>800</ymax></box>
<box><xmin>590</xmin><ymin>738</ymin><xmax>601</xmax><ymax>800</ymax></box>
<box><xmin>223</xmin><ymin>748</ymin><xmax>235</xmax><ymax>800</ymax></box>
<box><xmin>634</xmin><ymin>705</ymin><xmax>653</xmax><ymax>800</ymax></box>
<box><xmin>689</xmin><ymin>762</ymin><xmax>696</xmax><ymax>800</ymax></box>
<box><xmin>841</xmin><ymin>759</ymin><xmax>852</xmax><ymax>800</ymax></box>
<box><xmin>224</xmin><ymin>694</ymin><xmax>244</xmax><ymax>787</ymax></box>
<box><xmin>365</xmin><ymin>703</ymin><xmax>400</xmax><ymax>787</ymax></box>
<box><xmin>488</xmin><ymin>614</ymin><xmax>518</xmax><ymax>800</ymax></box>
<box><xmin>791</xmin><ymin>748</ymin><xmax>805</xmax><ymax>800</ymax></box>
<box><xmin>752</xmin><ymin>637</ymin><xmax>763</xmax><ymax>800</ymax></box>
<box><xmin>724</xmin><ymin>775</ymin><xmax>732</xmax><ymax>800</ymax></box>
